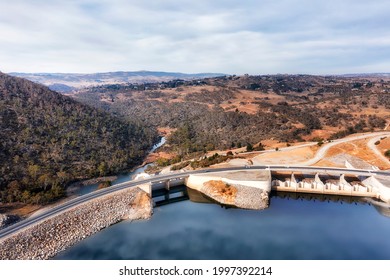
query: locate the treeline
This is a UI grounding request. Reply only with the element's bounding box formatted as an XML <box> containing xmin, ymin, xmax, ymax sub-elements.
<box><xmin>0</xmin><ymin>73</ymin><xmax>158</xmax><ymax>204</ymax></box>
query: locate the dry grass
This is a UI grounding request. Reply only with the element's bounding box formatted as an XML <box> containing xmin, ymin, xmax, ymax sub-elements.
<box><xmin>323</xmin><ymin>139</ymin><xmax>390</xmax><ymax>169</ymax></box>
<box><xmin>0</xmin><ymin>203</ymin><xmax>42</xmax><ymax>218</ymax></box>
<box><xmin>314</xmin><ymin>159</ymin><xmax>343</xmax><ymax>168</ymax></box>
<box><xmin>377</xmin><ymin>137</ymin><xmax>390</xmax><ymax>155</ymax></box>
<box><xmin>157</xmin><ymin>127</ymin><xmax>176</xmax><ymax>136</ymax></box>
<box><xmin>252</xmin><ymin>146</ymin><xmax>316</xmax><ymax>165</ymax></box>
<box><xmin>302</xmin><ymin>127</ymin><xmax>340</xmax><ymax>141</ymax></box>
<box><xmin>203</xmin><ymin>180</ymin><xmax>237</xmax><ymax>204</ymax></box>
<box><xmin>144</xmin><ymin>151</ymin><xmax>175</xmax><ymax>164</ymax></box>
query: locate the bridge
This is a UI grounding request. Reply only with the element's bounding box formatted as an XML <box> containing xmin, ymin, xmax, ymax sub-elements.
<box><xmin>1</xmin><ymin>165</ymin><xmax>390</xmax><ymax>240</ymax></box>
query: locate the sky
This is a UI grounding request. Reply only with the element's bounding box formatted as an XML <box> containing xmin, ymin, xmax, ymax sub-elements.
<box><xmin>1</xmin><ymin>0</ymin><xmax>389</xmax><ymax>75</ymax></box>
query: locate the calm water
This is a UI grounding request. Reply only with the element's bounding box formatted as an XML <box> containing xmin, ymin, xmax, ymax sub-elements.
<box><xmin>56</xmin><ymin>194</ymin><xmax>390</xmax><ymax>260</ymax></box>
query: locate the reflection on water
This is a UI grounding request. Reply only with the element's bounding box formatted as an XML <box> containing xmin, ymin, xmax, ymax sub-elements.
<box><xmin>271</xmin><ymin>191</ymin><xmax>390</xmax><ymax>219</ymax></box>
<box><xmin>56</xmin><ymin>188</ymin><xmax>390</xmax><ymax>260</ymax></box>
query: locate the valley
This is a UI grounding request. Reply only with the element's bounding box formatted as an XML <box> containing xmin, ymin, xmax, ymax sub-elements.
<box><xmin>70</xmin><ymin>74</ymin><xmax>390</xmax><ymax>169</ymax></box>
<box><xmin>1</xmin><ymin>71</ymin><xmax>390</xmax><ymax>221</ymax></box>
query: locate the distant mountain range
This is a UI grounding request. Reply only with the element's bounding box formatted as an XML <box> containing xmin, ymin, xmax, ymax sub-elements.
<box><xmin>9</xmin><ymin>71</ymin><xmax>225</xmax><ymax>92</ymax></box>
<box><xmin>337</xmin><ymin>73</ymin><xmax>390</xmax><ymax>78</ymax></box>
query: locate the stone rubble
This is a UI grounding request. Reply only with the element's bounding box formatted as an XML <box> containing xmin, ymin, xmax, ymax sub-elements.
<box><xmin>0</xmin><ymin>187</ymin><xmax>152</xmax><ymax>260</ymax></box>
<box><xmin>233</xmin><ymin>184</ymin><xmax>269</xmax><ymax>210</ymax></box>
<box><xmin>201</xmin><ymin>181</ymin><xmax>269</xmax><ymax>210</ymax></box>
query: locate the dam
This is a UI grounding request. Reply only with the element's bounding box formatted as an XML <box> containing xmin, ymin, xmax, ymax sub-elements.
<box><xmin>146</xmin><ymin>167</ymin><xmax>390</xmax><ymax>207</ymax></box>
<box><xmin>2</xmin><ymin>165</ymin><xmax>390</xmax><ymax>260</ymax></box>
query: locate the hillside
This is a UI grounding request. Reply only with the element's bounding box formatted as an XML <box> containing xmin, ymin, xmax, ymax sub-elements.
<box><xmin>0</xmin><ymin>72</ymin><xmax>158</xmax><ymax>205</ymax></box>
<box><xmin>71</xmin><ymin>74</ymin><xmax>390</xmax><ymax>157</ymax></box>
<box><xmin>10</xmin><ymin>71</ymin><xmax>225</xmax><ymax>92</ymax></box>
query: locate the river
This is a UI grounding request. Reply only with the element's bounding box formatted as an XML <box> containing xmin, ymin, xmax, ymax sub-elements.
<box><xmin>75</xmin><ymin>137</ymin><xmax>166</xmax><ymax>196</ymax></box>
<box><xmin>56</xmin><ymin>191</ymin><xmax>390</xmax><ymax>260</ymax></box>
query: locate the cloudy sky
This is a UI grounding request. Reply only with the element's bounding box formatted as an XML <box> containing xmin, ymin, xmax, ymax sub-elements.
<box><xmin>1</xmin><ymin>0</ymin><xmax>389</xmax><ymax>74</ymax></box>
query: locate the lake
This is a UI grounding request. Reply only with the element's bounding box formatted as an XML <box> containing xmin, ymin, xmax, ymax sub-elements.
<box><xmin>55</xmin><ymin>192</ymin><xmax>390</xmax><ymax>260</ymax></box>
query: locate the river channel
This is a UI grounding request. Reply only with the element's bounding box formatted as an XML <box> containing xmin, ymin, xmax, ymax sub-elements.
<box><xmin>75</xmin><ymin>137</ymin><xmax>166</xmax><ymax>196</ymax></box>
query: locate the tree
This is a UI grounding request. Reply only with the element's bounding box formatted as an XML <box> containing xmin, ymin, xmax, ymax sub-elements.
<box><xmin>56</xmin><ymin>171</ymin><xmax>69</xmax><ymax>184</ymax></box>
<box><xmin>38</xmin><ymin>173</ymin><xmax>52</xmax><ymax>191</ymax></box>
<box><xmin>28</xmin><ymin>165</ymin><xmax>40</xmax><ymax>180</ymax></box>
<box><xmin>246</xmin><ymin>143</ymin><xmax>253</xmax><ymax>152</ymax></box>
<box><xmin>98</xmin><ymin>181</ymin><xmax>111</xmax><ymax>190</ymax></box>
<box><xmin>98</xmin><ymin>162</ymin><xmax>108</xmax><ymax>177</ymax></box>
<box><xmin>255</xmin><ymin>142</ymin><xmax>265</xmax><ymax>151</ymax></box>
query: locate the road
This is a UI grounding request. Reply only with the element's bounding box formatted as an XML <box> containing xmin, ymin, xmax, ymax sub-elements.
<box><xmin>285</xmin><ymin>131</ymin><xmax>390</xmax><ymax>166</ymax></box>
<box><xmin>367</xmin><ymin>135</ymin><xmax>390</xmax><ymax>166</ymax></box>
<box><xmin>244</xmin><ymin>131</ymin><xmax>390</xmax><ymax>167</ymax></box>
<box><xmin>1</xmin><ymin>165</ymin><xmax>390</xmax><ymax>241</ymax></box>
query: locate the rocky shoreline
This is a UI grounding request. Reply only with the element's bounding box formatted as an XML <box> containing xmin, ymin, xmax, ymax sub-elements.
<box><xmin>0</xmin><ymin>187</ymin><xmax>152</xmax><ymax>260</ymax></box>
<box><xmin>66</xmin><ymin>176</ymin><xmax>118</xmax><ymax>195</ymax></box>
<box><xmin>0</xmin><ymin>214</ymin><xmax>20</xmax><ymax>230</ymax></box>
<box><xmin>199</xmin><ymin>180</ymin><xmax>269</xmax><ymax>210</ymax></box>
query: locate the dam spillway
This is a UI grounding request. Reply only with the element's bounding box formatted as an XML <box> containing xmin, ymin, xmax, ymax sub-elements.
<box><xmin>147</xmin><ymin>168</ymin><xmax>390</xmax><ymax>205</ymax></box>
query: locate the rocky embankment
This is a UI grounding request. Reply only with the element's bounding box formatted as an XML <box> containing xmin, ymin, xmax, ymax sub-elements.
<box><xmin>200</xmin><ymin>180</ymin><xmax>269</xmax><ymax>210</ymax></box>
<box><xmin>0</xmin><ymin>187</ymin><xmax>152</xmax><ymax>260</ymax></box>
<box><xmin>0</xmin><ymin>214</ymin><xmax>20</xmax><ymax>230</ymax></box>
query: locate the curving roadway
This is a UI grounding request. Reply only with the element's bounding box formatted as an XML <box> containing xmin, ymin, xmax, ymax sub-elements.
<box><xmin>301</xmin><ymin>131</ymin><xmax>390</xmax><ymax>166</ymax></box>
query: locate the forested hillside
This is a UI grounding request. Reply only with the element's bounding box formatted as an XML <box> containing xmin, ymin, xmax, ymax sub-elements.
<box><xmin>0</xmin><ymin>72</ymin><xmax>158</xmax><ymax>204</ymax></box>
<box><xmin>72</xmin><ymin>75</ymin><xmax>389</xmax><ymax>155</ymax></box>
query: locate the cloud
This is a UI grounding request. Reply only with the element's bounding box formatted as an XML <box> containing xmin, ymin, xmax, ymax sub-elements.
<box><xmin>0</xmin><ymin>0</ymin><xmax>389</xmax><ymax>74</ymax></box>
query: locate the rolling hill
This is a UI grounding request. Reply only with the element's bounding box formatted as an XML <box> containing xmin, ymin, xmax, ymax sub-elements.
<box><xmin>0</xmin><ymin>72</ymin><xmax>158</xmax><ymax>204</ymax></box>
<box><xmin>10</xmin><ymin>71</ymin><xmax>225</xmax><ymax>92</ymax></box>
<box><xmin>70</xmin><ymin>74</ymin><xmax>390</xmax><ymax>156</ymax></box>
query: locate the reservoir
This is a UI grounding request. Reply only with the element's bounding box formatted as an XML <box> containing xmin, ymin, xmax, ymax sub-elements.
<box><xmin>58</xmin><ymin>136</ymin><xmax>390</xmax><ymax>260</ymax></box>
<box><xmin>56</xmin><ymin>192</ymin><xmax>390</xmax><ymax>260</ymax></box>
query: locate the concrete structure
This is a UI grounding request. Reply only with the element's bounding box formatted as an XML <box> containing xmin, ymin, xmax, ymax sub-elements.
<box><xmin>185</xmin><ymin>170</ymin><xmax>271</xmax><ymax>192</ymax></box>
<box><xmin>1</xmin><ymin>165</ymin><xmax>390</xmax><ymax>243</ymax></box>
<box><xmin>272</xmin><ymin>172</ymin><xmax>380</xmax><ymax>199</ymax></box>
<box><xmin>185</xmin><ymin>170</ymin><xmax>271</xmax><ymax>210</ymax></box>
<box><xmin>146</xmin><ymin>168</ymin><xmax>390</xmax><ymax>205</ymax></box>
<box><xmin>148</xmin><ymin>168</ymin><xmax>390</xmax><ymax>209</ymax></box>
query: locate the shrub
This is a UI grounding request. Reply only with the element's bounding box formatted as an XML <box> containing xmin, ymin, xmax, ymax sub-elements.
<box><xmin>97</xmin><ymin>181</ymin><xmax>111</xmax><ymax>190</ymax></box>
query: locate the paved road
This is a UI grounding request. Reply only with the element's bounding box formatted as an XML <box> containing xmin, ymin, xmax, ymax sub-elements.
<box><xmin>1</xmin><ymin>165</ymin><xmax>390</xmax><ymax>241</ymax></box>
<box><xmin>291</xmin><ymin>131</ymin><xmax>390</xmax><ymax>166</ymax></box>
<box><xmin>248</xmin><ymin>131</ymin><xmax>390</xmax><ymax>166</ymax></box>
<box><xmin>367</xmin><ymin>135</ymin><xmax>390</xmax><ymax>166</ymax></box>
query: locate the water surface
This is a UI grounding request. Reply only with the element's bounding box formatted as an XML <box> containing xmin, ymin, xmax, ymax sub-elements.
<box><xmin>56</xmin><ymin>194</ymin><xmax>390</xmax><ymax>260</ymax></box>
